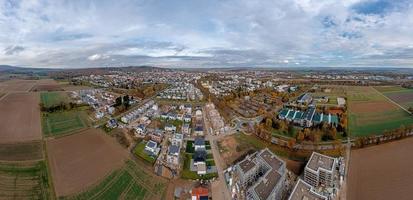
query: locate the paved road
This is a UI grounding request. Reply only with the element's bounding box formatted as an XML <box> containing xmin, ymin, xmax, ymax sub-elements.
<box><xmin>208</xmin><ymin>134</ymin><xmax>232</xmax><ymax>200</ymax></box>
<box><xmin>339</xmin><ymin>136</ymin><xmax>351</xmax><ymax>200</ymax></box>
<box><xmin>203</xmin><ymin>108</ymin><xmax>232</xmax><ymax>200</ymax></box>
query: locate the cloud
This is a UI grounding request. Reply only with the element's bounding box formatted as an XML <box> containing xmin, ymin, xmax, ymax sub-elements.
<box><xmin>4</xmin><ymin>45</ymin><xmax>25</xmax><ymax>55</ymax></box>
<box><xmin>0</xmin><ymin>0</ymin><xmax>412</xmax><ymax>68</ymax></box>
<box><xmin>88</xmin><ymin>54</ymin><xmax>109</xmax><ymax>61</ymax></box>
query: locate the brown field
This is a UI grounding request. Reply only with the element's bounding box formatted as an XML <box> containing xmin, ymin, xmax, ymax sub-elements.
<box><xmin>46</xmin><ymin>128</ymin><xmax>128</xmax><ymax>197</ymax></box>
<box><xmin>348</xmin><ymin>101</ymin><xmax>397</xmax><ymax>113</ymax></box>
<box><xmin>0</xmin><ymin>141</ymin><xmax>43</xmax><ymax>161</ymax></box>
<box><xmin>0</xmin><ymin>93</ymin><xmax>42</xmax><ymax>143</ymax></box>
<box><xmin>61</xmin><ymin>84</ymin><xmax>92</xmax><ymax>91</ymax></box>
<box><xmin>348</xmin><ymin>137</ymin><xmax>413</xmax><ymax>200</ymax></box>
<box><xmin>387</xmin><ymin>92</ymin><xmax>413</xmax><ymax>104</ymax></box>
<box><xmin>0</xmin><ymin>79</ymin><xmax>37</xmax><ymax>92</ymax></box>
<box><xmin>30</xmin><ymin>79</ymin><xmax>63</xmax><ymax>92</ymax></box>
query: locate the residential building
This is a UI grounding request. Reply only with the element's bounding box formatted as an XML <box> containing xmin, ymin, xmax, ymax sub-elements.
<box><xmin>194</xmin><ymin>137</ymin><xmax>205</xmax><ymax>151</ymax></box>
<box><xmin>193</xmin><ymin>150</ymin><xmax>207</xmax><ymax>175</ymax></box>
<box><xmin>145</xmin><ymin>140</ymin><xmax>159</xmax><ymax>156</ymax></box>
<box><xmin>171</xmin><ymin>133</ymin><xmax>184</xmax><ymax>147</ymax></box>
<box><xmin>191</xmin><ymin>187</ymin><xmax>209</xmax><ymax>200</ymax></box>
<box><xmin>235</xmin><ymin>148</ymin><xmax>286</xmax><ymax>200</ymax></box>
<box><xmin>165</xmin><ymin>124</ymin><xmax>177</xmax><ymax>132</ymax></box>
<box><xmin>167</xmin><ymin>145</ymin><xmax>180</xmax><ymax>166</ymax></box>
<box><xmin>182</xmin><ymin>123</ymin><xmax>191</xmax><ymax>135</ymax></box>
<box><xmin>135</xmin><ymin>124</ymin><xmax>146</xmax><ymax>136</ymax></box>
<box><xmin>304</xmin><ymin>152</ymin><xmax>336</xmax><ymax>188</ymax></box>
<box><xmin>288</xmin><ymin>179</ymin><xmax>327</xmax><ymax>200</ymax></box>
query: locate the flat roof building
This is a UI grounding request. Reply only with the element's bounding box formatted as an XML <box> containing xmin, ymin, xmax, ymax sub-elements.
<box><xmin>304</xmin><ymin>152</ymin><xmax>336</xmax><ymax>188</ymax></box>
<box><xmin>235</xmin><ymin>148</ymin><xmax>286</xmax><ymax>200</ymax></box>
<box><xmin>288</xmin><ymin>179</ymin><xmax>327</xmax><ymax>200</ymax></box>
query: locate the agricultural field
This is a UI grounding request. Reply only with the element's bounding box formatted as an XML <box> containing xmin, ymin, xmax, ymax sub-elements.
<box><xmin>0</xmin><ymin>161</ymin><xmax>52</xmax><ymax>199</ymax></box>
<box><xmin>0</xmin><ymin>92</ymin><xmax>42</xmax><ymax>143</ymax></box>
<box><xmin>0</xmin><ymin>79</ymin><xmax>37</xmax><ymax>92</ymax></box>
<box><xmin>40</xmin><ymin>91</ymin><xmax>69</xmax><ymax>107</ymax></box>
<box><xmin>348</xmin><ymin>137</ymin><xmax>413</xmax><ymax>200</ymax></box>
<box><xmin>42</xmin><ymin>110</ymin><xmax>89</xmax><ymax>137</ymax></box>
<box><xmin>61</xmin><ymin>160</ymin><xmax>167</xmax><ymax>200</ymax></box>
<box><xmin>374</xmin><ymin>86</ymin><xmax>413</xmax><ymax>110</ymax></box>
<box><xmin>347</xmin><ymin>86</ymin><xmax>413</xmax><ymax>137</ymax></box>
<box><xmin>0</xmin><ymin>141</ymin><xmax>43</xmax><ymax>161</ymax></box>
<box><xmin>46</xmin><ymin>128</ymin><xmax>128</xmax><ymax>197</ymax></box>
<box><xmin>31</xmin><ymin>79</ymin><xmax>63</xmax><ymax>92</ymax></box>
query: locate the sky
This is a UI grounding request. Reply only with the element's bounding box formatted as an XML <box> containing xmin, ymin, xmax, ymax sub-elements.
<box><xmin>1</xmin><ymin>0</ymin><xmax>413</xmax><ymax>68</ymax></box>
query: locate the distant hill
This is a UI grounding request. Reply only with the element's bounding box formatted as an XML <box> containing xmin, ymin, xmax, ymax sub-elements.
<box><xmin>0</xmin><ymin>65</ymin><xmax>20</xmax><ymax>72</ymax></box>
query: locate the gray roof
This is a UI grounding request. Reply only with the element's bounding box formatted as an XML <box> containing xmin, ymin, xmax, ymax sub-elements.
<box><xmin>306</xmin><ymin>152</ymin><xmax>335</xmax><ymax>172</ymax></box>
<box><xmin>194</xmin><ymin>137</ymin><xmax>205</xmax><ymax>145</ymax></box>
<box><xmin>146</xmin><ymin>140</ymin><xmax>157</xmax><ymax>148</ymax></box>
<box><xmin>288</xmin><ymin>179</ymin><xmax>327</xmax><ymax>200</ymax></box>
<box><xmin>168</xmin><ymin>145</ymin><xmax>180</xmax><ymax>154</ymax></box>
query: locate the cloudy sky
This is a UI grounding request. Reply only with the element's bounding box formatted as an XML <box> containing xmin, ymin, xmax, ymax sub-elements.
<box><xmin>1</xmin><ymin>0</ymin><xmax>413</xmax><ymax>68</ymax></box>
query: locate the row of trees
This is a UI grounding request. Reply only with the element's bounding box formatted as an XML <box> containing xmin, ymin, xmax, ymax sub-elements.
<box><xmin>39</xmin><ymin>102</ymin><xmax>86</xmax><ymax>113</ymax></box>
<box><xmin>354</xmin><ymin>124</ymin><xmax>413</xmax><ymax>148</ymax></box>
<box><xmin>114</xmin><ymin>95</ymin><xmax>132</xmax><ymax>110</ymax></box>
<box><xmin>259</xmin><ymin>115</ymin><xmax>346</xmax><ymax>143</ymax></box>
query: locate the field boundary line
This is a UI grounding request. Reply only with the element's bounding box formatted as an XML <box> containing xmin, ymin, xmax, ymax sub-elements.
<box><xmin>42</xmin><ymin>140</ymin><xmax>56</xmax><ymax>200</ymax></box>
<box><xmin>87</xmin><ymin>169</ymin><xmax>125</xmax><ymax>200</ymax></box>
<box><xmin>371</xmin><ymin>87</ymin><xmax>412</xmax><ymax>115</ymax></box>
<box><xmin>118</xmin><ymin>180</ymin><xmax>134</xmax><ymax>199</ymax></box>
<box><xmin>0</xmin><ymin>159</ymin><xmax>44</xmax><ymax>163</ymax></box>
<box><xmin>124</xmin><ymin>167</ymin><xmax>158</xmax><ymax>196</ymax></box>
<box><xmin>0</xmin><ymin>92</ymin><xmax>9</xmax><ymax>102</ymax></box>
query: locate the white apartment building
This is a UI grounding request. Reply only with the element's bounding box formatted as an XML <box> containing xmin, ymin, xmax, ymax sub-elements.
<box><xmin>304</xmin><ymin>152</ymin><xmax>336</xmax><ymax>188</ymax></box>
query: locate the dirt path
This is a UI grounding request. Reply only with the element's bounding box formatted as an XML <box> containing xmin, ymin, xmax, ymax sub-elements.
<box><xmin>371</xmin><ymin>86</ymin><xmax>412</xmax><ymax>114</ymax></box>
<box><xmin>206</xmin><ymin>133</ymin><xmax>232</xmax><ymax>199</ymax></box>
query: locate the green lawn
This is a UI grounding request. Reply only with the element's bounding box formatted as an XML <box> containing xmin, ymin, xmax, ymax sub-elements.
<box><xmin>347</xmin><ymin>86</ymin><xmax>413</xmax><ymax>137</ymax></box>
<box><xmin>41</xmin><ymin>92</ymin><xmax>68</xmax><ymax>107</ymax></box>
<box><xmin>271</xmin><ymin>127</ymin><xmax>297</xmax><ymax>138</ymax></box>
<box><xmin>42</xmin><ymin>110</ymin><xmax>89</xmax><ymax>137</ymax></box>
<box><xmin>0</xmin><ymin>161</ymin><xmax>51</xmax><ymax>200</ymax></box>
<box><xmin>62</xmin><ymin>160</ymin><xmax>165</xmax><ymax>200</ymax></box>
<box><xmin>181</xmin><ymin>152</ymin><xmax>218</xmax><ymax>180</ymax></box>
<box><xmin>186</xmin><ymin>141</ymin><xmax>194</xmax><ymax>153</ymax></box>
<box><xmin>133</xmin><ymin>142</ymin><xmax>156</xmax><ymax>164</ymax></box>
<box><xmin>349</xmin><ymin>110</ymin><xmax>413</xmax><ymax>137</ymax></box>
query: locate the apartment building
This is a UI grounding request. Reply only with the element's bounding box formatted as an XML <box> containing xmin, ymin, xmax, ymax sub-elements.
<box><xmin>235</xmin><ymin>148</ymin><xmax>286</xmax><ymax>200</ymax></box>
<box><xmin>304</xmin><ymin>152</ymin><xmax>336</xmax><ymax>188</ymax></box>
<box><xmin>288</xmin><ymin>179</ymin><xmax>327</xmax><ymax>200</ymax></box>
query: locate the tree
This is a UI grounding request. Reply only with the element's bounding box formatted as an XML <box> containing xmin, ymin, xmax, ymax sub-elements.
<box><xmin>287</xmin><ymin>123</ymin><xmax>295</xmax><ymax>136</ymax></box>
<box><xmin>265</xmin><ymin>118</ymin><xmax>273</xmax><ymax>129</ymax></box>
<box><xmin>115</xmin><ymin>96</ymin><xmax>122</xmax><ymax>107</ymax></box>
<box><xmin>297</xmin><ymin>131</ymin><xmax>305</xmax><ymax>142</ymax></box>
<box><xmin>287</xmin><ymin>138</ymin><xmax>296</xmax><ymax>149</ymax></box>
<box><xmin>123</xmin><ymin>95</ymin><xmax>130</xmax><ymax>109</ymax></box>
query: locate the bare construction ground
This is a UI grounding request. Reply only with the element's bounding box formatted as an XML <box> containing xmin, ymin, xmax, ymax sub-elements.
<box><xmin>348</xmin><ymin>137</ymin><xmax>413</xmax><ymax>200</ymax></box>
<box><xmin>0</xmin><ymin>92</ymin><xmax>42</xmax><ymax>143</ymax></box>
<box><xmin>46</xmin><ymin>128</ymin><xmax>128</xmax><ymax>197</ymax></box>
